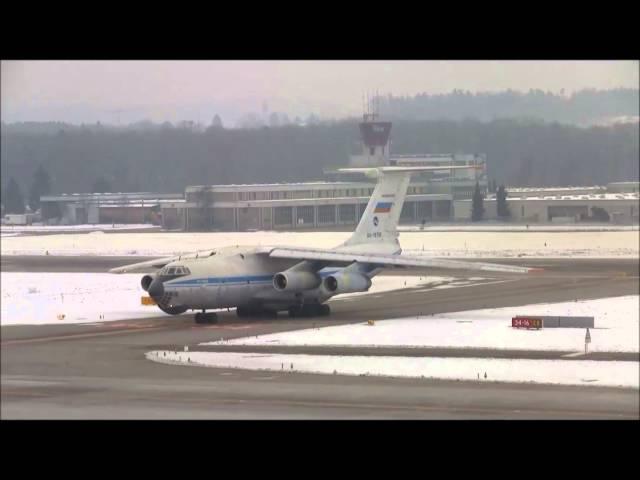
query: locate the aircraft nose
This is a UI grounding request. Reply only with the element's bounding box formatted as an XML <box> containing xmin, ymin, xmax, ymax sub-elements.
<box><xmin>148</xmin><ymin>278</ymin><xmax>165</xmax><ymax>298</ymax></box>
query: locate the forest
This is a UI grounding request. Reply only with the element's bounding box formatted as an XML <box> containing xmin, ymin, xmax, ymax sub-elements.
<box><xmin>1</xmin><ymin>118</ymin><xmax>637</xmax><ymax>197</ymax></box>
<box><xmin>377</xmin><ymin>88</ymin><xmax>639</xmax><ymax>125</ymax></box>
<box><xmin>1</xmin><ymin>88</ymin><xmax>638</xmax><ymax>197</ymax></box>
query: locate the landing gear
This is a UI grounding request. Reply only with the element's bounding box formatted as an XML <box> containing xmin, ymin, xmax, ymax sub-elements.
<box><xmin>194</xmin><ymin>311</ymin><xmax>218</xmax><ymax>324</ymax></box>
<box><xmin>288</xmin><ymin>303</ymin><xmax>331</xmax><ymax>318</ymax></box>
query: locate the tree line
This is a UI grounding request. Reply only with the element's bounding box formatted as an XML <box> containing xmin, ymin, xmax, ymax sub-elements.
<box><xmin>378</xmin><ymin>88</ymin><xmax>639</xmax><ymax>126</ymax></box>
<box><xmin>1</xmin><ymin>117</ymin><xmax>638</xmax><ymax>206</ymax></box>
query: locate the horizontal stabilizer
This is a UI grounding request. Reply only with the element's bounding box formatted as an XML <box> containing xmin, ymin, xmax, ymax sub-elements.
<box><xmin>338</xmin><ymin>165</ymin><xmax>483</xmax><ymax>175</ymax></box>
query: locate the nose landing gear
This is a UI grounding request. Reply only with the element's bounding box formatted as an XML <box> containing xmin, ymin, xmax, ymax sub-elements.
<box><xmin>194</xmin><ymin>311</ymin><xmax>218</xmax><ymax>324</ymax></box>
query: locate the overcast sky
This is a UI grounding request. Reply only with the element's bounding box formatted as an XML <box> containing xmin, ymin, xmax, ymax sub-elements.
<box><xmin>2</xmin><ymin>60</ymin><xmax>638</xmax><ymax>125</ymax></box>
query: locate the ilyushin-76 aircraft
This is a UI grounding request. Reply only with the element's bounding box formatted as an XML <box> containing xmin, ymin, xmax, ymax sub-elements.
<box><xmin>110</xmin><ymin>167</ymin><xmax>537</xmax><ymax>324</ymax></box>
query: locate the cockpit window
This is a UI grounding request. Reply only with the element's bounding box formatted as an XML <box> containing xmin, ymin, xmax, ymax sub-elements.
<box><xmin>159</xmin><ymin>265</ymin><xmax>190</xmax><ymax>277</ymax></box>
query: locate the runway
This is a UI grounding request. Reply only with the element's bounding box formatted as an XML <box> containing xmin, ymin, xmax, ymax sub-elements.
<box><xmin>1</xmin><ymin>256</ymin><xmax>638</xmax><ymax>419</ymax></box>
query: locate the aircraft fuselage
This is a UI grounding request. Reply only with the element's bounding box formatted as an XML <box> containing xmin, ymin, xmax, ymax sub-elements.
<box><xmin>145</xmin><ymin>246</ymin><xmax>361</xmax><ymax>313</ymax></box>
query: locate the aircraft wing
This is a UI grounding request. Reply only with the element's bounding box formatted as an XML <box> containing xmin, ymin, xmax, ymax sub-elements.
<box><xmin>263</xmin><ymin>247</ymin><xmax>539</xmax><ymax>274</ymax></box>
<box><xmin>109</xmin><ymin>256</ymin><xmax>179</xmax><ymax>273</ymax></box>
<box><xmin>108</xmin><ymin>250</ymin><xmax>218</xmax><ymax>273</ymax></box>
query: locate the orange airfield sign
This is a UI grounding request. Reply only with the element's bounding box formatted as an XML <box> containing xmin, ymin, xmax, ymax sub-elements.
<box><xmin>512</xmin><ymin>316</ymin><xmax>543</xmax><ymax>329</ymax></box>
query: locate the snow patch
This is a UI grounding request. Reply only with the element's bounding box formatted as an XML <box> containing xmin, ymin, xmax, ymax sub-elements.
<box><xmin>0</xmin><ymin>272</ymin><xmax>161</xmax><ymax>325</ymax></box>
<box><xmin>146</xmin><ymin>351</ymin><xmax>639</xmax><ymax>389</ymax></box>
<box><xmin>1</xmin><ymin>230</ymin><xmax>637</xmax><ymax>258</ymax></box>
<box><xmin>204</xmin><ymin>296</ymin><xmax>640</xmax><ymax>353</ymax></box>
<box><xmin>0</xmin><ymin>223</ymin><xmax>156</xmax><ymax>235</ymax></box>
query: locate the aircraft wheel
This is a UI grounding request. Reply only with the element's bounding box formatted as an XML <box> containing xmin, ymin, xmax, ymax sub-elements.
<box><xmin>194</xmin><ymin>313</ymin><xmax>204</xmax><ymax>324</ymax></box>
<box><xmin>236</xmin><ymin>306</ymin><xmax>248</xmax><ymax>318</ymax></box>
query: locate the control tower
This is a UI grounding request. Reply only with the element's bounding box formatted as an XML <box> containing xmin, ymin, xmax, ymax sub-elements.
<box><xmin>349</xmin><ymin>96</ymin><xmax>392</xmax><ymax>167</ymax></box>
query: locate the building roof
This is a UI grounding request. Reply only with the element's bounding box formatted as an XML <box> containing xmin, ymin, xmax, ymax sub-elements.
<box><xmin>186</xmin><ymin>182</ymin><xmax>372</xmax><ymax>192</ymax></box>
<box><xmin>506</xmin><ymin>186</ymin><xmax>604</xmax><ymax>193</ymax></box>
<box><xmin>480</xmin><ymin>193</ymin><xmax>639</xmax><ymax>202</ymax></box>
<box><xmin>41</xmin><ymin>192</ymin><xmax>183</xmax><ymax>203</ymax></box>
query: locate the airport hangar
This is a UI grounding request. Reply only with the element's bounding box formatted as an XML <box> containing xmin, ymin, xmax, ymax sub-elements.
<box><xmin>38</xmin><ymin>115</ymin><xmax>639</xmax><ymax>230</ymax></box>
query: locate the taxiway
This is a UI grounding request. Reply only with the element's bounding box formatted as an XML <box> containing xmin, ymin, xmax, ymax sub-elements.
<box><xmin>1</xmin><ymin>256</ymin><xmax>638</xmax><ymax>419</ymax></box>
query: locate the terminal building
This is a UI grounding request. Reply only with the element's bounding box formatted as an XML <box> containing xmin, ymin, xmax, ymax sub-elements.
<box><xmin>39</xmin><ymin>192</ymin><xmax>183</xmax><ymax>225</ymax></box>
<box><xmin>163</xmin><ymin>113</ymin><xmax>488</xmax><ymax>231</ymax></box>
<box><xmin>454</xmin><ymin>183</ymin><xmax>639</xmax><ymax>223</ymax></box>
<box><xmin>38</xmin><ymin>116</ymin><xmax>639</xmax><ymax>229</ymax></box>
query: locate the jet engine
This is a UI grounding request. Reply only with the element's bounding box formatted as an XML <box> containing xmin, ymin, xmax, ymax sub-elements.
<box><xmin>323</xmin><ymin>272</ymin><xmax>371</xmax><ymax>295</ymax></box>
<box><xmin>141</xmin><ymin>274</ymin><xmax>155</xmax><ymax>292</ymax></box>
<box><xmin>273</xmin><ymin>270</ymin><xmax>321</xmax><ymax>291</ymax></box>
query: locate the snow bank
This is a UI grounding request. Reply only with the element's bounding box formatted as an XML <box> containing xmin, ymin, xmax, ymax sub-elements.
<box><xmin>146</xmin><ymin>350</ymin><xmax>639</xmax><ymax>389</ymax></box>
<box><xmin>0</xmin><ymin>223</ymin><xmax>157</xmax><ymax>237</ymax></box>
<box><xmin>0</xmin><ymin>272</ymin><xmax>158</xmax><ymax>325</ymax></box>
<box><xmin>399</xmin><ymin>224</ymin><xmax>639</xmax><ymax>232</ymax></box>
<box><xmin>2</xmin><ymin>230</ymin><xmax>637</xmax><ymax>258</ymax></box>
<box><xmin>205</xmin><ymin>296</ymin><xmax>640</xmax><ymax>353</ymax></box>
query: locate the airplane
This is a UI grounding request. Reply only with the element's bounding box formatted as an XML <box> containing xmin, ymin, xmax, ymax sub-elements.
<box><xmin>110</xmin><ymin>166</ymin><xmax>538</xmax><ymax>324</ymax></box>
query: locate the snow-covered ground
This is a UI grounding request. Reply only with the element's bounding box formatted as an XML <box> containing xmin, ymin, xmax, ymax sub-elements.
<box><xmin>162</xmin><ymin>295</ymin><xmax>639</xmax><ymax>389</ymax></box>
<box><xmin>0</xmin><ymin>223</ymin><xmax>157</xmax><ymax>237</ymax></box>
<box><xmin>204</xmin><ymin>296</ymin><xmax>640</xmax><ymax>353</ymax></box>
<box><xmin>399</xmin><ymin>224</ymin><xmax>639</xmax><ymax>232</ymax></box>
<box><xmin>0</xmin><ymin>272</ymin><xmax>445</xmax><ymax>326</ymax></box>
<box><xmin>0</xmin><ymin>272</ymin><xmax>154</xmax><ymax>325</ymax></box>
<box><xmin>145</xmin><ymin>351</ymin><xmax>639</xmax><ymax>389</ymax></box>
<box><xmin>1</xmin><ymin>230</ymin><xmax>637</xmax><ymax>258</ymax></box>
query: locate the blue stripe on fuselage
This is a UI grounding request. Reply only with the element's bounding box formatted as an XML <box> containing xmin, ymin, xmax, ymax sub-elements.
<box><xmin>167</xmin><ymin>270</ymin><xmax>339</xmax><ymax>287</ymax></box>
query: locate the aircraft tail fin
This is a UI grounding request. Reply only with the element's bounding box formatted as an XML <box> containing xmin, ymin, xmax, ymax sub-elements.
<box><xmin>340</xmin><ymin>165</ymin><xmax>481</xmax><ymax>250</ymax></box>
<box><xmin>341</xmin><ymin>168</ymin><xmax>410</xmax><ymax>249</ymax></box>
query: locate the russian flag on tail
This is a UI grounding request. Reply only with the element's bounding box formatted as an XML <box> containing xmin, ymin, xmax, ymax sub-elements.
<box><xmin>374</xmin><ymin>202</ymin><xmax>393</xmax><ymax>213</ymax></box>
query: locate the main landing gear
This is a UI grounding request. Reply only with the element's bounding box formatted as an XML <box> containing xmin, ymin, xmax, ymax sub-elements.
<box><xmin>194</xmin><ymin>311</ymin><xmax>218</xmax><ymax>324</ymax></box>
<box><xmin>288</xmin><ymin>304</ymin><xmax>330</xmax><ymax>318</ymax></box>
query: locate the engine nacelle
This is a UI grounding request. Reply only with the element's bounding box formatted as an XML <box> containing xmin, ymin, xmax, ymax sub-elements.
<box><xmin>273</xmin><ymin>270</ymin><xmax>321</xmax><ymax>291</ymax></box>
<box><xmin>141</xmin><ymin>274</ymin><xmax>155</xmax><ymax>292</ymax></box>
<box><xmin>323</xmin><ymin>272</ymin><xmax>371</xmax><ymax>295</ymax></box>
